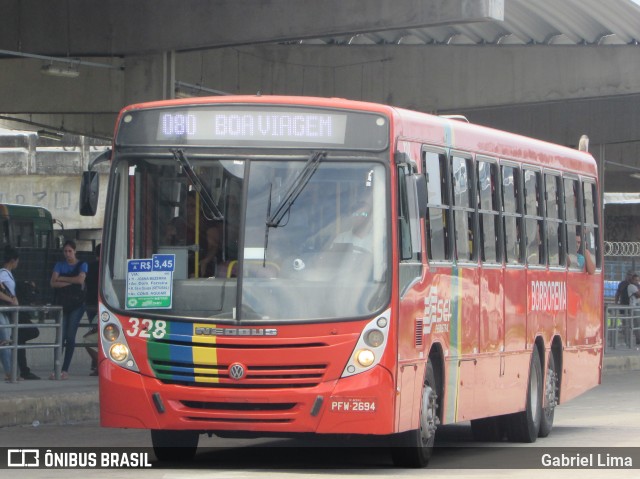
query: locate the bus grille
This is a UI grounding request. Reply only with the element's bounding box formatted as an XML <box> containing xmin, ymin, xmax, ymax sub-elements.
<box><xmin>180</xmin><ymin>400</ymin><xmax>297</xmax><ymax>423</ymax></box>
<box><xmin>149</xmin><ymin>360</ymin><xmax>328</xmax><ymax>388</ymax></box>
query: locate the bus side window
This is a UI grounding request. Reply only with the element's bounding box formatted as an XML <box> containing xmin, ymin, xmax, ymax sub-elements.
<box><xmin>451</xmin><ymin>155</ymin><xmax>476</xmax><ymax>262</ymax></box>
<box><xmin>564</xmin><ymin>177</ymin><xmax>582</xmax><ymax>270</ymax></box>
<box><xmin>501</xmin><ymin>164</ymin><xmax>523</xmax><ymax>265</ymax></box>
<box><xmin>397</xmin><ymin>165</ymin><xmax>414</xmax><ymax>261</ymax></box>
<box><xmin>524</xmin><ymin>169</ymin><xmax>545</xmax><ymax>266</ymax></box>
<box><xmin>0</xmin><ymin>219</ymin><xmax>8</xmax><ymax>248</ymax></box>
<box><xmin>14</xmin><ymin>220</ymin><xmax>35</xmax><ymax>247</ymax></box>
<box><xmin>477</xmin><ymin>159</ymin><xmax>500</xmax><ymax>263</ymax></box>
<box><xmin>423</xmin><ymin>149</ymin><xmax>451</xmax><ymax>261</ymax></box>
<box><xmin>583</xmin><ymin>181</ymin><xmax>600</xmax><ymax>269</ymax></box>
<box><xmin>544</xmin><ymin>173</ymin><xmax>563</xmax><ymax>267</ymax></box>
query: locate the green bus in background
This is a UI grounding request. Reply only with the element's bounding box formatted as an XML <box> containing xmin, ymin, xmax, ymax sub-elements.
<box><xmin>0</xmin><ymin>203</ymin><xmax>56</xmax><ymax>249</ymax></box>
<box><xmin>0</xmin><ymin>203</ymin><xmax>61</xmax><ymax>304</ymax></box>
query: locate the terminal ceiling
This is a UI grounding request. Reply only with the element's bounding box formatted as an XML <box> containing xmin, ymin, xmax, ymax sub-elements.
<box><xmin>1</xmin><ymin>0</ymin><xmax>640</xmax><ymax>192</ymax></box>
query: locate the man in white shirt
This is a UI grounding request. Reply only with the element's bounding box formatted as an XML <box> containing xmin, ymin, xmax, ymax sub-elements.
<box><xmin>627</xmin><ymin>274</ymin><xmax>640</xmax><ymax>307</ymax></box>
<box><xmin>333</xmin><ymin>201</ymin><xmax>373</xmax><ymax>253</ymax></box>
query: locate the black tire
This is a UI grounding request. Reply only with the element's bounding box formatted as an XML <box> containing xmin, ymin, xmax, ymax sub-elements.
<box><xmin>505</xmin><ymin>347</ymin><xmax>542</xmax><ymax>443</ymax></box>
<box><xmin>470</xmin><ymin>416</ymin><xmax>504</xmax><ymax>442</ymax></box>
<box><xmin>391</xmin><ymin>360</ymin><xmax>439</xmax><ymax>468</ymax></box>
<box><xmin>538</xmin><ymin>351</ymin><xmax>558</xmax><ymax>438</ymax></box>
<box><xmin>151</xmin><ymin>430</ymin><xmax>199</xmax><ymax>462</ymax></box>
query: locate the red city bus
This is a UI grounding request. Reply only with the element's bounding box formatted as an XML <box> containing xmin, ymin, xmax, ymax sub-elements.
<box><xmin>82</xmin><ymin>95</ymin><xmax>603</xmax><ymax>467</ymax></box>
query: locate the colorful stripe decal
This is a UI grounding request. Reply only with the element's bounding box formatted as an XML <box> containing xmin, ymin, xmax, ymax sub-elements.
<box><xmin>191</xmin><ymin>323</ymin><xmax>219</xmax><ymax>384</ymax></box>
<box><xmin>444</xmin><ymin>267</ymin><xmax>463</xmax><ymax>424</ymax></box>
<box><xmin>147</xmin><ymin>321</ymin><xmax>219</xmax><ymax>383</ymax></box>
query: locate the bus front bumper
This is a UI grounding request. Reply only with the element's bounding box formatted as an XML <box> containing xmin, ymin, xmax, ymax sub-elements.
<box><xmin>99</xmin><ymin>361</ymin><xmax>395</xmax><ymax>435</ymax></box>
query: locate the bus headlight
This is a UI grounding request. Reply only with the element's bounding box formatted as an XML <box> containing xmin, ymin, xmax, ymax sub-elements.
<box><xmin>365</xmin><ymin>329</ymin><xmax>385</xmax><ymax>348</ymax></box>
<box><xmin>103</xmin><ymin>324</ymin><xmax>120</xmax><ymax>342</ymax></box>
<box><xmin>341</xmin><ymin>311</ymin><xmax>390</xmax><ymax>378</ymax></box>
<box><xmin>356</xmin><ymin>349</ymin><xmax>375</xmax><ymax>368</ymax></box>
<box><xmin>109</xmin><ymin>343</ymin><xmax>129</xmax><ymax>362</ymax></box>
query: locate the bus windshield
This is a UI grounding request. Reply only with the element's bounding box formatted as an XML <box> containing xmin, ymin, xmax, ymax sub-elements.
<box><xmin>102</xmin><ymin>151</ymin><xmax>389</xmax><ymax>322</ymax></box>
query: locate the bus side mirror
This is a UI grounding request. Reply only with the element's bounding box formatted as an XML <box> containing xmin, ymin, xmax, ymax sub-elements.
<box><xmin>80</xmin><ymin>148</ymin><xmax>110</xmax><ymax>216</ymax></box>
<box><xmin>79</xmin><ymin>171</ymin><xmax>99</xmax><ymax>216</ymax></box>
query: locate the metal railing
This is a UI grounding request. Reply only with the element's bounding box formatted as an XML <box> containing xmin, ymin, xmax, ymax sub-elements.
<box><xmin>0</xmin><ymin>305</ymin><xmax>63</xmax><ymax>383</ymax></box>
<box><xmin>605</xmin><ymin>304</ymin><xmax>640</xmax><ymax>351</ymax></box>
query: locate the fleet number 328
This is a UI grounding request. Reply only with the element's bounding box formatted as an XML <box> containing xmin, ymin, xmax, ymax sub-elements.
<box><xmin>126</xmin><ymin>318</ymin><xmax>167</xmax><ymax>339</ymax></box>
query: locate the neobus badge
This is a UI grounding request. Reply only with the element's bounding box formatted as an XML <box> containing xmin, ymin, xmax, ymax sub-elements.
<box><xmin>194</xmin><ymin>327</ymin><xmax>278</xmax><ymax>337</ymax></box>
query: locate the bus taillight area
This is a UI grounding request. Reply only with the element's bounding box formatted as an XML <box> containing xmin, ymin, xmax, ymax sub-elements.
<box><xmin>98</xmin><ymin>352</ymin><xmax>396</xmax><ymax>436</ymax></box>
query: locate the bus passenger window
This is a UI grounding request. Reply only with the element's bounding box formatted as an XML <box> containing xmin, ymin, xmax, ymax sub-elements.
<box><xmin>524</xmin><ymin>169</ymin><xmax>545</xmax><ymax>266</ymax></box>
<box><xmin>423</xmin><ymin>150</ymin><xmax>451</xmax><ymax>261</ymax></box>
<box><xmin>451</xmin><ymin>156</ymin><xmax>475</xmax><ymax>262</ymax></box>
<box><xmin>545</xmin><ymin>174</ymin><xmax>562</xmax><ymax>267</ymax></box>
<box><xmin>14</xmin><ymin>221</ymin><xmax>35</xmax><ymax>247</ymax></box>
<box><xmin>564</xmin><ymin>178</ymin><xmax>582</xmax><ymax>270</ymax></box>
<box><xmin>502</xmin><ymin>165</ymin><xmax>523</xmax><ymax>264</ymax></box>
<box><xmin>583</xmin><ymin>181</ymin><xmax>600</xmax><ymax>269</ymax></box>
<box><xmin>477</xmin><ymin>160</ymin><xmax>500</xmax><ymax>263</ymax></box>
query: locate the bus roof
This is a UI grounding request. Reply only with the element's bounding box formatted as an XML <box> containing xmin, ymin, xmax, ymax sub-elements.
<box><xmin>0</xmin><ymin>203</ymin><xmax>54</xmax><ymax>220</ymax></box>
<box><xmin>118</xmin><ymin>95</ymin><xmax>597</xmax><ymax>177</ymax></box>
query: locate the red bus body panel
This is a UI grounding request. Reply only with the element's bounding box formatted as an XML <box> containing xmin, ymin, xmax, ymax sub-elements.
<box><xmin>100</xmin><ymin>96</ymin><xmax>603</xmax><ymax>438</ymax></box>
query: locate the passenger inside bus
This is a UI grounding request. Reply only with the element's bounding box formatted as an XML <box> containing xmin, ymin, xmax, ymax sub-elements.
<box><xmin>569</xmin><ymin>228</ymin><xmax>595</xmax><ymax>274</ymax></box>
<box><xmin>332</xmin><ymin>200</ymin><xmax>373</xmax><ymax>253</ymax></box>
<box><xmin>199</xmin><ymin>222</ymin><xmax>223</xmax><ymax>277</ymax></box>
<box><xmin>162</xmin><ymin>217</ymin><xmax>187</xmax><ymax>246</ymax></box>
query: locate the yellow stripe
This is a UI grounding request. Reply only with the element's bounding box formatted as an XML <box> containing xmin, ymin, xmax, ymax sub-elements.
<box><xmin>192</xmin><ymin>324</ymin><xmax>219</xmax><ymax>383</ymax></box>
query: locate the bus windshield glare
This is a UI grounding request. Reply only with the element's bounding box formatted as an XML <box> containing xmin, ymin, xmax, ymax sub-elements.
<box><xmin>102</xmin><ymin>152</ymin><xmax>389</xmax><ymax>321</ymax></box>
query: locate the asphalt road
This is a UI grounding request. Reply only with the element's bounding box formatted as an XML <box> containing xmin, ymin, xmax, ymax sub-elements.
<box><xmin>1</xmin><ymin>369</ymin><xmax>638</xmax><ymax>478</ymax></box>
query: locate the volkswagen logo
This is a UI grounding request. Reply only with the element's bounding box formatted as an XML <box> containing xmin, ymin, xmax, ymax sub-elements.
<box><xmin>228</xmin><ymin>363</ymin><xmax>246</xmax><ymax>380</ymax></box>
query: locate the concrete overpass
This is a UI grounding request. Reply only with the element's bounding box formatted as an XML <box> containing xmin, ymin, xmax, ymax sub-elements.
<box><xmin>1</xmin><ymin>0</ymin><xmax>640</xmax><ymax>198</ymax></box>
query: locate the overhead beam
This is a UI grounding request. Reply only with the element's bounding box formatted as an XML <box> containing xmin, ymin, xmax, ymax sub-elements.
<box><xmin>2</xmin><ymin>43</ymin><xmax>640</xmax><ymax>145</ymax></box>
<box><xmin>0</xmin><ymin>0</ymin><xmax>503</xmax><ymax>56</ymax></box>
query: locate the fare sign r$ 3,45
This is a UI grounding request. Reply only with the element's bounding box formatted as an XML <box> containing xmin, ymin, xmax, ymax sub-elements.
<box><xmin>126</xmin><ymin>254</ymin><xmax>175</xmax><ymax>310</ymax></box>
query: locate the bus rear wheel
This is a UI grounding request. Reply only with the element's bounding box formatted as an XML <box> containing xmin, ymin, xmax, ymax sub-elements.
<box><xmin>391</xmin><ymin>360</ymin><xmax>439</xmax><ymax>468</ymax></box>
<box><xmin>151</xmin><ymin>430</ymin><xmax>199</xmax><ymax>462</ymax></box>
<box><xmin>505</xmin><ymin>347</ymin><xmax>543</xmax><ymax>443</ymax></box>
<box><xmin>539</xmin><ymin>351</ymin><xmax>558</xmax><ymax>438</ymax></box>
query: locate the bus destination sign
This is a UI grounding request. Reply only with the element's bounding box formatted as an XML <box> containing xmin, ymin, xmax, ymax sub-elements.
<box><xmin>116</xmin><ymin>105</ymin><xmax>389</xmax><ymax>150</ymax></box>
<box><xmin>158</xmin><ymin>110</ymin><xmax>347</xmax><ymax>144</ymax></box>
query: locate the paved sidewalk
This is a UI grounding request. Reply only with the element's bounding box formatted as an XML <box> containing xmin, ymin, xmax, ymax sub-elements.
<box><xmin>0</xmin><ymin>368</ymin><xmax>98</xmax><ymax>428</ymax></box>
<box><xmin>1</xmin><ymin>351</ymin><xmax>639</xmax><ymax>429</ymax></box>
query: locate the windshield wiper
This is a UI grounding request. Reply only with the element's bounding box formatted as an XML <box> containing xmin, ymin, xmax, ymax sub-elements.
<box><xmin>266</xmin><ymin>151</ymin><xmax>326</xmax><ymax>228</ymax></box>
<box><xmin>171</xmin><ymin>149</ymin><xmax>224</xmax><ymax>221</ymax></box>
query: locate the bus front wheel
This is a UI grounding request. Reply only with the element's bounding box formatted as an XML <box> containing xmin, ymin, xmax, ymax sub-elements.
<box><xmin>391</xmin><ymin>359</ymin><xmax>439</xmax><ymax>468</ymax></box>
<box><xmin>151</xmin><ymin>430</ymin><xmax>199</xmax><ymax>462</ymax></box>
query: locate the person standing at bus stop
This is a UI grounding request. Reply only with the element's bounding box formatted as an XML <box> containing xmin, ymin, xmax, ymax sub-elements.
<box><xmin>49</xmin><ymin>240</ymin><xmax>88</xmax><ymax>380</ymax></box>
<box><xmin>0</xmin><ymin>245</ymin><xmax>20</xmax><ymax>381</ymax></box>
<box><xmin>627</xmin><ymin>274</ymin><xmax>640</xmax><ymax>347</ymax></box>
<box><xmin>615</xmin><ymin>270</ymin><xmax>633</xmax><ymax>306</ymax></box>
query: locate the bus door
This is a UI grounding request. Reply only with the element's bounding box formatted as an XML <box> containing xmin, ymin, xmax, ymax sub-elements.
<box><xmin>396</xmin><ymin>146</ymin><xmax>428</xmax><ymax>432</ymax></box>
